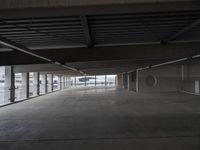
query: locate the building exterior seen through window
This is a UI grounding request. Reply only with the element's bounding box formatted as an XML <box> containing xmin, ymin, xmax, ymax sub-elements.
<box><xmin>70</xmin><ymin>75</ymin><xmax>116</xmax><ymax>87</ymax></box>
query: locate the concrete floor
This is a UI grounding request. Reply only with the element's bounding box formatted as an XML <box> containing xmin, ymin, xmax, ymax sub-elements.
<box><xmin>0</xmin><ymin>87</ymin><xmax>200</xmax><ymax>150</ymax></box>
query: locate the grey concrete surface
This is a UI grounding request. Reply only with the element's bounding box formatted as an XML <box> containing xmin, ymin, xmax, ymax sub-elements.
<box><xmin>0</xmin><ymin>87</ymin><xmax>199</xmax><ymax>149</ymax></box>
<box><xmin>0</xmin><ymin>0</ymin><xmax>193</xmax><ymax>9</ymax></box>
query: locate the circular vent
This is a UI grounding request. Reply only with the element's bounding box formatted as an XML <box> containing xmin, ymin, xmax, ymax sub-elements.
<box><xmin>145</xmin><ymin>75</ymin><xmax>157</xmax><ymax>87</ymax></box>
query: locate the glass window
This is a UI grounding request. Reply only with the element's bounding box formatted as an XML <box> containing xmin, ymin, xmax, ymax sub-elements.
<box><xmin>0</xmin><ymin>67</ymin><xmax>10</xmax><ymax>105</ymax></box>
<box><xmin>53</xmin><ymin>75</ymin><xmax>60</xmax><ymax>91</ymax></box>
<box><xmin>47</xmin><ymin>74</ymin><xmax>53</xmax><ymax>93</ymax></box>
<box><xmin>15</xmin><ymin>73</ymin><xmax>26</xmax><ymax>101</ymax></box>
<box><xmin>39</xmin><ymin>74</ymin><xmax>46</xmax><ymax>95</ymax></box>
<box><xmin>29</xmin><ymin>72</ymin><xmax>34</xmax><ymax>97</ymax></box>
<box><xmin>96</xmin><ymin>75</ymin><xmax>106</xmax><ymax>86</ymax></box>
<box><xmin>106</xmin><ymin>75</ymin><xmax>116</xmax><ymax>86</ymax></box>
<box><xmin>75</xmin><ymin>76</ymin><xmax>86</xmax><ymax>87</ymax></box>
<box><xmin>86</xmin><ymin>76</ymin><xmax>96</xmax><ymax>86</ymax></box>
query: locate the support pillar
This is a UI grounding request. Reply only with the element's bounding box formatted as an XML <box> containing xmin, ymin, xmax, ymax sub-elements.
<box><xmin>74</xmin><ymin>76</ymin><xmax>76</xmax><ymax>87</ymax></box>
<box><xmin>122</xmin><ymin>73</ymin><xmax>128</xmax><ymax>89</ymax></box>
<box><xmin>85</xmin><ymin>76</ymin><xmax>87</xmax><ymax>86</ymax></box>
<box><xmin>22</xmin><ymin>72</ymin><xmax>29</xmax><ymax>99</ymax></box>
<box><xmin>59</xmin><ymin>75</ymin><xmax>62</xmax><ymax>89</ymax></box>
<box><xmin>95</xmin><ymin>75</ymin><xmax>97</xmax><ymax>86</ymax></box>
<box><xmin>195</xmin><ymin>80</ymin><xmax>200</xmax><ymax>94</ymax></box>
<box><xmin>116</xmin><ymin>74</ymin><xmax>123</xmax><ymax>88</ymax></box>
<box><xmin>136</xmin><ymin>70</ymin><xmax>139</xmax><ymax>92</ymax></box>
<box><xmin>105</xmin><ymin>75</ymin><xmax>107</xmax><ymax>86</ymax></box>
<box><xmin>66</xmin><ymin>75</ymin><xmax>69</xmax><ymax>88</ymax></box>
<box><xmin>128</xmin><ymin>72</ymin><xmax>133</xmax><ymax>91</ymax></box>
<box><xmin>62</xmin><ymin>75</ymin><xmax>65</xmax><ymax>89</ymax></box>
<box><xmin>5</xmin><ymin>66</ymin><xmax>15</xmax><ymax>103</ymax></box>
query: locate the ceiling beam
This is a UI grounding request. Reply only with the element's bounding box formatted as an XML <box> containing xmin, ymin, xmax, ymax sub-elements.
<box><xmin>0</xmin><ymin>1</ymin><xmax>199</xmax><ymax>19</ymax></box>
<box><xmin>0</xmin><ymin>42</ymin><xmax>199</xmax><ymax>66</ymax></box>
<box><xmin>80</xmin><ymin>15</ymin><xmax>93</xmax><ymax>47</ymax></box>
<box><xmin>0</xmin><ymin>36</ymin><xmax>84</xmax><ymax>74</ymax></box>
<box><xmin>162</xmin><ymin>18</ymin><xmax>200</xmax><ymax>44</ymax></box>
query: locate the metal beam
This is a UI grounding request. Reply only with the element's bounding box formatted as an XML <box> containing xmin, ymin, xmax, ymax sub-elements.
<box><xmin>163</xmin><ymin>18</ymin><xmax>200</xmax><ymax>44</ymax></box>
<box><xmin>0</xmin><ymin>36</ymin><xmax>84</xmax><ymax>74</ymax></box>
<box><xmin>80</xmin><ymin>16</ymin><xmax>93</xmax><ymax>47</ymax></box>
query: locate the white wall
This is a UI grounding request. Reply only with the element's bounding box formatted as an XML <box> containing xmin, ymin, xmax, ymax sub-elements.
<box><xmin>137</xmin><ymin>65</ymin><xmax>182</xmax><ymax>93</ymax></box>
<box><xmin>182</xmin><ymin>60</ymin><xmax>200</xmax><ymax>94</ymax></box>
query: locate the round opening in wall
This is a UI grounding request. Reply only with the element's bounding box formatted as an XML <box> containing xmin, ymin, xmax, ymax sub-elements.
<box><xmin>145</xmin><ymin>75</ymin><xmax>157</xmax><ymax>87</ymax></box>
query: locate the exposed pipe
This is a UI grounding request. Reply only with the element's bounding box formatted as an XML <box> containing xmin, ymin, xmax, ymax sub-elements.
<box><xmin>127</xmin><ymin>54</ymin><xmax>200</xmax><ymax>73</ymax></box>
<box><xmin>0</xmin><ymin>37</ymin><xmax>85</xmax><ymax>75</ymax></box>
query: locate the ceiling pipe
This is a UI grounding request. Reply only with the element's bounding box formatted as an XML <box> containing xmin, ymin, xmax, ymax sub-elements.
<box><xmin>0</xmin><ymin>36</ymin><xmax>85</xmax><ymax>75</ymax></box>
<box><xmin>130</xmin><ymin>54</ymin><xmax>200</xmax><ymax>72</ymax></box>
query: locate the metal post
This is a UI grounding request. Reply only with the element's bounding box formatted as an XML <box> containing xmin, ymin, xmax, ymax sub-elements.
<box><xmin>95</xmin><ymin>75</ymin><xmax>97</xmax><ymax>86</ymax></box>
<box><xmin>115</xmin><ymin>75</ymin><xmax>117</xmax><ymax>86</ymax></box>
<box><xmin>51</xmin><ymin>74</ymin><xmax>54</xmax><ymax>92</ymax></box>
<box><xmin>85</xmin><ymin>76</ymin><xmax>87</xmax><ymax>86</ymax></box>
<box><xmin>27</xmin><ymin>73</ymin><xmax>30</xmax><ymax>98</ymax></box>
<box><xmin>75</xmin><ymin>76</ymin><xmax>76</xmax><ymax>87</ymax></box>
<box><xmin>5</xmin><ymin>66</ymin><xmax>15</xmax><ymax>102</ymax></box>
<box><xmin>105</xmin><ymin>75</ymin><xmax>107</xmax><ymax>86</ymax></box>
<box><xmin>37</xmin><ymin>72</ymin><xmax>40</xmax><ymax>95</ymax></box>
<box><xmin>45</xmin><ymin>74</ymin><xmax>47</xmax><ymax>94</ymax></box>
<box><xmin>60</xmin><ymin>75</ymin><xmax>62</xmax><ymax>89</ymax></box>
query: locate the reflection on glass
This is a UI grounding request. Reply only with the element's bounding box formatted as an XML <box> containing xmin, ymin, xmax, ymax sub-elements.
<box><xmin>39</xmin><ymin>74</ymin><xmax>46</xmax><ymax>95</ymax></box>
<box><xmin>53</xmin><ymin>75</ymin><xmax>60</xmax><ymax>91</ymax></box>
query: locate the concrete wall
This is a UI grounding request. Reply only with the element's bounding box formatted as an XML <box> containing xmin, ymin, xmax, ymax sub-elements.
<box><xmin>116</xmin><ymin>74</ymin><xmax>123</xmax><ymax>88</ymax></box>
<box><xmin>122</xmin><ymin>73</ymin><xmax>128</xmax><ymax>89</ymax></box>
<box><xmin>128</xmin><ymin>72</ymin><xmax>137</xmax><ymax>92</ymax></box>
<box><xmin>0</xmin><ymin>0</ymin><xmax>190</xmax><ymax>9</ymax></box>
<box><xmin>137</xmin><ymin>65</ymin><xmax>182</xmax><ymax>93</ymax></box>
<box><xmin>181</xmin><ymin>60</ymin><xmax>200</xmax><ymax>94</ymax></box>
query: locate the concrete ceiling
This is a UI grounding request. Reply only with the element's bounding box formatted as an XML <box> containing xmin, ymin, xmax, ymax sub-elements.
<box><xmin>0</xmin><ymin>0</ymin><xmax>200</xmax><ymax>75</ymax></box>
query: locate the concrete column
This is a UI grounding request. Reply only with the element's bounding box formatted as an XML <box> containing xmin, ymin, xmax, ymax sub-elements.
<box><xmin>5</xmin><ymin>66</ymin><xmax>15</xmax><ymax>102</ymax></box>
<box><xmin>59</xmin><ymin>75</ymin><xmax>62</xmax><ymax>89</ymax></box>
<box><xmin>116</xmin><ymin>74</ymin><xmax>123</xmax><ymax>88</ymax></box>
<box><xmin>136</xmin><ymin>70</ymin><xmax>139</xmax><ymax>92</ymax></box>
<box><xmin>45</xmin><ymin>74</ymin><xmax>48</xmax><ymax>93</ymax></box>
<box><xmin>195</xmin><ymin>80</ymin><xmax>200</xmax><ymax>94</ymax></box>
<box><xmin>74</xmin><ymin>76</ymin><xmax>76</xmax><ymax>87</ymax></box>
<box><xmin>22</xmin><ymin>72</ymin><xmax>29</xmax><ymax>99</ymax></box>
<box><xmin>62</xmin><ymin>75</ymin><xmax>65</xmax><ymax>89</ymax></box>
<box><xmin>65</xmin><ymin>76</ymin><xmax>68</xmax><ymax>87</ymax></box>
<box><xmin>65</xmin><ymin>75</ymin><xmax>69</xmax><ymax>88</ymax></box>
<box><xmin>128</xmin><ymin>72</ymin><xmax>133</xmax><ymax>91</ymax></box>
<box><xmin>95</xmin><ymin>75</ymin><xmax>97</xmax><ymax>86</ymax></box>
<box><xmin>122</xmin><ymin>73</ymin><xmax>128</xmax><ymax>89</ymax></box>
<box><xmin>105</xmin><ymin>75</ymin><xmax>107</xmax><ymax>86</ymax></box>
<box><xmin>85</xmin><ymin>76</ymin><xmax>87</xmax><ymax>86</ymax></box>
